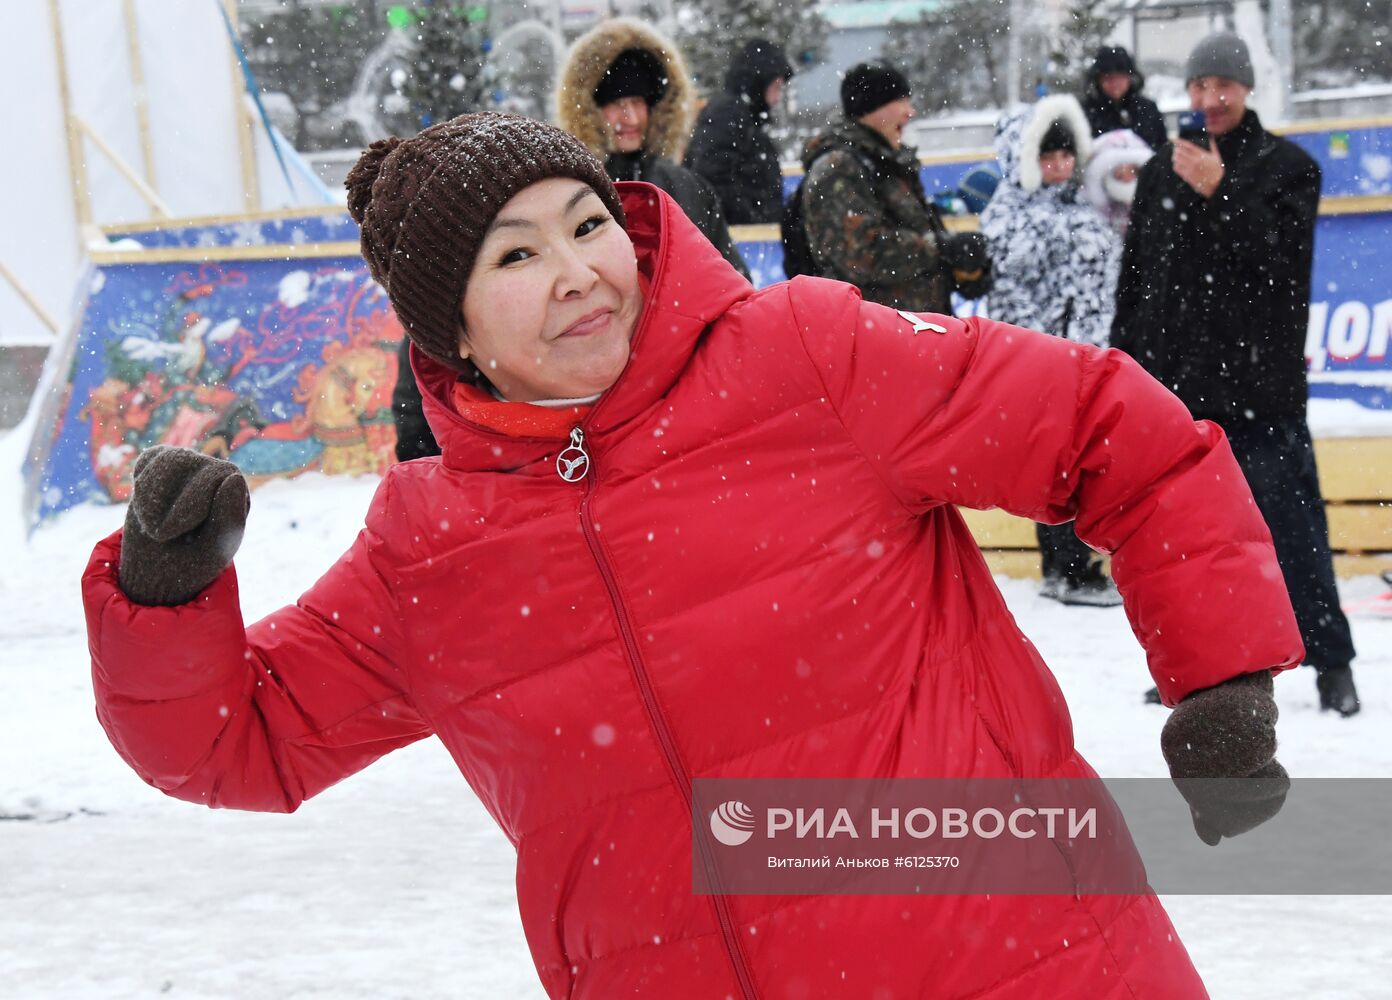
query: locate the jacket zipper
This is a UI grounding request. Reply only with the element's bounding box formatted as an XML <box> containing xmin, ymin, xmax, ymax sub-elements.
<box><xmin>568</xmin><ymin>428</ymin><xmax>760</xmax><ymax>1000</ymax></box>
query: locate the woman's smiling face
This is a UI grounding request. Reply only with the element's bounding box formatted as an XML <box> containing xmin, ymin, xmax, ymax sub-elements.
<box><xmin>460</xmin><ymin>178</ymin><xmax>642</xmax><ymax>402</ymax></box>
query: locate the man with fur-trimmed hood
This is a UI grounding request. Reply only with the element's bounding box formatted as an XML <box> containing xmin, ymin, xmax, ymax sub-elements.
<box><xmin>558</xmin><ymin>18</ymin><xmax>747</xmax><ymax>276</ymax></box>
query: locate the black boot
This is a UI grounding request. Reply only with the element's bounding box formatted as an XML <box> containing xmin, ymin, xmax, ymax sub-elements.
<box><xmin>1056</xmin><ymin>564</ymin><xmax>1123</xmax><ymax>607</ymax></box>
<box><xmin>1316</xmin><ymin>665</ymin><xmax>1361</xmax><ymax>717</ymax></box>
<box><xmin>1143</xmin><ymin>686</ymin><xmax>1162</xmax><ymax>705</ymax></box>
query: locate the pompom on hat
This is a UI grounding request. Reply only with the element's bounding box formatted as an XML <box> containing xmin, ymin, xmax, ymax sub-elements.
<box><xmin>346</xmin><ymin>112</ymin><xmax>626</xmax><ymax>372</ymax></box>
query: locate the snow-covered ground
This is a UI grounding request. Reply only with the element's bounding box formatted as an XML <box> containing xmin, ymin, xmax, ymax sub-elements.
<box><xmin>3</xmin><ymin>417</ymin><xmax>1390</xmax><ymax>999</ymax></box>
<box><xmin>1309</xmin><ymin>396</ymin><xmax>1392</xmax><ymax>437</ymax></box>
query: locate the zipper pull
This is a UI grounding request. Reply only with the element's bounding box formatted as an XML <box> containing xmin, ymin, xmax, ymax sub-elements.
<box><xmin>556</xmin><ymin>427</ymin><xmax>590</xmax><ymax>482</ymax></box>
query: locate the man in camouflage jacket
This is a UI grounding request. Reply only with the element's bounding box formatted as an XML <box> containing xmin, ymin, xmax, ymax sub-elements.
<box><xmin>802</xmin><ymin>62</ymin><xmax>952</xmax><ymax>313</ymax></box>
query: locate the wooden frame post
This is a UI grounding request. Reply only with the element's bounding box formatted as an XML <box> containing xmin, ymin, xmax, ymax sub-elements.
<box><xmin>122</xmin><ymin>0</ymin><xmax>159</xmax><ymax>192</ymax></box>
<box><xmin>222</xmin><ymin>0</ymin><xmax>260</xmax><ymax>211</ymax></box>
<box><xmin>47</xmin><ymin>0</ymin><xmax>93</xmax><ymax>236</ymax></box>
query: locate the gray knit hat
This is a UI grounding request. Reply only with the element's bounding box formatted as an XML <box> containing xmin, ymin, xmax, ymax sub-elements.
<box><xmin>1186</xmin><ymin>32</ymin><xmax>1254</xmax><ymax>88</ymax></box>
<box><xmin>346</xmin><ymin>113</ymin><xmax>626</xmax><ymax>372</ymax></box>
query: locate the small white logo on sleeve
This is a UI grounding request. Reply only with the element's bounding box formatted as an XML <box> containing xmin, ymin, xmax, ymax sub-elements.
<box><xmin>896</xmin><ymin>310</ymin><xmax>948</xmax><ymax>335</ymax></box>
<box><xmin>710</xmin><ymin>800</ymin><xmax>756</xmax><ymax>846</ymax></box>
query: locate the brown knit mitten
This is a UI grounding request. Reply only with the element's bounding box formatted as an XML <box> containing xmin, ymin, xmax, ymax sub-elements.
<box><xmin>117</xmin><ymin>446</ymin><xmax>250</xmax><ymax>606</ymax></box>
<box><xmin>1162</xmin><ymin>670</ymin><xmax>1289</xmax><ymax>845</ymax></box>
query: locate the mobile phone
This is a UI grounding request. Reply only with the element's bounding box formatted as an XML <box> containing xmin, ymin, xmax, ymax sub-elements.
<box><xmin>1177</xmin><ymin>110</ymin><xmax>1209</xmax><ymax>147</ymax></box>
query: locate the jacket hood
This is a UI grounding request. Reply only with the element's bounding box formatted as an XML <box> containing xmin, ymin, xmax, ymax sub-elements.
<box><xmin>994</xmin><ymin>94</ymin><xmax>1094</xmax><ymax>193</ymax></box>
<box><xmin>1087</xmin><ymin>45</ymin><xmax>1146</xmax><ymax>96</ymax></box>
<box><xmin>1082</xmin><ymin>128</ymin><xmax>1154</xmax><ymax>210</ymax></box>
<box><xmin>556</xmin><ymin>18</ymin><xmax>696</xmax><ymax>161</ymax></box>
<box><xmin>724</xmin><ymin>38</ymin><xmax>793</xmax><ymax>110</ymax></box>
<box><xmin>411</xmin><ymin>182</ymin><xmax>752</xmax><ymax>472</ymax></box>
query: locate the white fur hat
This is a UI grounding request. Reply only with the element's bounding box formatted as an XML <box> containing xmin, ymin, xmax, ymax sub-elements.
<box><xmin>1082</xmin><ymin>128</ymin><xmax>1155</xmax><ymax>210</ymax></box>
<box><xmin>1017</xmin><ymin>94</ymin><xmax>1094</xmax><ymax>193</ymax></box>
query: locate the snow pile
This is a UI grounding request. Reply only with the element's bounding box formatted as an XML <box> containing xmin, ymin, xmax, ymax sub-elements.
<box><xmin>1309</xmin><ymin>396</ymin><xmax>1392</xmax><ymax>437</ymax></box>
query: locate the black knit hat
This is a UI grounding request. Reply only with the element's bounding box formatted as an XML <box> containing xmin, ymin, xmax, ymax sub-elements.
<box><xmin>1039</xmin><ymin>120</ymin><xmax>1077</xmax><ymax>155</ymax></box>
<box><xmin>1092</xmin><ymin>46</ymin><xmax>1138</xmax><ymax>78</ymax></box>
<box><xmin>841</xmin><ymin>62</ymin><xmax>911</xmax><ymax>119</ymax></box>
<box><xmin>345</xmin><ymin>113</ymin><xmax>626</xmax><ymax>373</ymax></box>
<box><xmin>594</xmin><ymin>48</ymin><xmax>668</xmax><ymax>107</ymax></box>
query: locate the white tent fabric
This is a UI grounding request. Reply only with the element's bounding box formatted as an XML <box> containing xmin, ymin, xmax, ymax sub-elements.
<box><xmin>2</xmin><ymin>4</ymin><xmax>83</xmax><ymax>348</ymax></box>
<box><xmin>0</xmin><ymin>0</ymin><xmax>332</xmax><ymax>348</ymax></box>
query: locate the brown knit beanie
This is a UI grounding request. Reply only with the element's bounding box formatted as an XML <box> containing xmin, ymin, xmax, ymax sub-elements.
<box><xmin>345</xmin><ymin>112</ymin><xmax>626</xmax><ymax>372</ymax></box>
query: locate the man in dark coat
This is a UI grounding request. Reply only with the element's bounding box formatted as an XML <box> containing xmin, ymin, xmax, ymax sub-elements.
<box><xmin>1082</xmin><ymin>46</ymin><xmax>1167</xmax><ymax>151</ymax></box>
<box><xmin>800</xmin><ymin>62</ymin><xmax>984</xmax><ymax>314</ymax></box>
<box><xmin>683</xmin><ymin>38</ymin><xmax>792</xmax><ymax>225</ymax></box>
<box><xmin>1113</xmin><ymin>32</ymin><xmax>1360</xmax><ymax>715</ymax></box>
<box><xmin>557</xmin><ymin>17</ymin><xmax>747</xmax><ymax>276</ymax></box>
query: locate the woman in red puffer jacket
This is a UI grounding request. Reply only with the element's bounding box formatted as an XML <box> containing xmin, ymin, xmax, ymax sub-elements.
<box><xmin>84</xmin><ymin>113</ymin><xmax>1301</xmax><ymax>999</ymax></box>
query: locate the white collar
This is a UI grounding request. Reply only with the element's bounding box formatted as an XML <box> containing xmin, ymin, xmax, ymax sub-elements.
<box><xmin>489</xmin><ymin>385</ymin><xmax>602</xmax><ymax>408</ymax></box>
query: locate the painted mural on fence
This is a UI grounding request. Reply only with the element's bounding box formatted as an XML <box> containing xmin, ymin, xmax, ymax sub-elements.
<box><xmin>1286</xmin><ymin>124</ymin><xmax>1392</xmax><ymax>198</ymax></box>
<box><xmin>33</xmin><ymin>257</ymin><xmax>400</xmax><ymax>521</ymax></box>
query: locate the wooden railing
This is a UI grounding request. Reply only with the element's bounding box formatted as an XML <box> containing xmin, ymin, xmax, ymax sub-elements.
<box><xmin>963</xmin><ymin>437</ymin><xmax>1392</xmax><ymax>579</ymax></box>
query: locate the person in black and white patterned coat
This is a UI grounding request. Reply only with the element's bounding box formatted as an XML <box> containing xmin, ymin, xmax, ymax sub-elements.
<box><xmin>981</xmin><ymin>94</ymin><xmax>1124</xmax><ymax>605</ymax></box>
<box><xmin>982</xmin><ymin>94</ymin><xmax>1120</xmax><ymax>347</ymax></box>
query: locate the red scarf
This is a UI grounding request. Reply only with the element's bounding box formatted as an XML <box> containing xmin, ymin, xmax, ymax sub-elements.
<box><xmin>450</xmin><ymin>382</ymin><xmax>592</xmax><ymax>439</ymax></box>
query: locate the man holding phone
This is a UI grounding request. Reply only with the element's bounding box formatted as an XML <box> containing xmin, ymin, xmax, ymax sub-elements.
<box><xmin>1113</xmin><ymin>32</ymin><xmax>1361</xmax><ymax>716</ymax></box>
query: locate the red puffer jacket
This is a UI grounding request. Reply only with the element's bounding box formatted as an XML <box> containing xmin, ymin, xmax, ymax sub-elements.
<box><xmin>85</xmin><ymin>184</ymin><xmax>1302</xmax><ymax>999</ymax></box>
